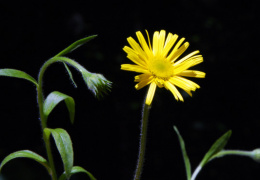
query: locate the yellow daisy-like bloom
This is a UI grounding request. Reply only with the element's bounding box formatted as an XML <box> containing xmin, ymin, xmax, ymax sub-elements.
<box><xmin>121</xmin><ymin>30</ymin><xmax>206</xmax><ymax>105</ymax></box>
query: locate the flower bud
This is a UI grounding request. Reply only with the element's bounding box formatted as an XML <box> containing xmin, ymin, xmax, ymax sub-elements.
<box><xmin>250</xmin><ymin>149</ymin><xmax>260</xmax><ymax>163</ymax></box>
<box><xmin>83</xmin><ymin>72</ymin><xmax>112</xmax><ymax>99</ymax></box>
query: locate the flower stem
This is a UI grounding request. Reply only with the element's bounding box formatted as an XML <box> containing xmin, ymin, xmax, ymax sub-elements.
<box><xmin>37</xmin><ymin>59</ymin><xmax>59</xmax><ymax>180</ymax></box>
<box><xmin>190</xmin><ymin>165</ymin><xmax>202</xmax><ymax>180</ymax></box>
<box><xmin>134</xmin><ymin>103</ymin><xmax>151</xmax><ymax>180</ymax></box>
<box><xmin>213</xmin><ymin>150</ymin><xmax>252</xmax><ymax>157</ymax></box>
<box><xmin>36</xmin><ymin>56</ymin><xmax>93</xmax><ymax>179</ymax></box>
<box><xmin>191</xmin><ymin>150</ymin><xmax>253</xmax><ymax>180</ymax></box>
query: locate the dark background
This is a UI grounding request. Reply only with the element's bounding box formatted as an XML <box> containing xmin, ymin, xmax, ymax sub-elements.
<box><xmin>0</xmin><ymin>0</ymin><xmax>259</xmax><ymax>180</ymax></box>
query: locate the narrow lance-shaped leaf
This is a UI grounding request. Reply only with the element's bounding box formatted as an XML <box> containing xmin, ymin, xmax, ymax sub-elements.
<box><xmin>55</xmin><ymin>35</ymin><xmax>97</xmax><ymax>57</ymax></box>
<box><xmin>43</xmin><ymin>91</ymin><xmax>75</xmax><ymax>124</ymax></box>
<box><xmin>54</xmin><ymin>35</ymin><xmax>97</xmax><ymax>88</ymax></box>
<box><xmin>0</xmin><ymin>69</ymin><xmax>38</xmax><ymax>86</ymax></box>
<box><xmin>44</xmin><ymin>128</ymin><xmax>74</xmax><ymax>179</ymax></box>
<box><xmin>174</xmin><ymin>126</ymin><xmax>191</xmax><ymax>180</ymax></box>
<box><xmin>0</xmin><ymin>150</ymin><xmax>50</xmax><ymax>173</ymax></box>
<box><xmin>63</xmin><ymin>63</ymin><xmax>78</xmax><ymax>88</ymax></box>
<box><xmin>58</xmin><ymin>166</ymin><xmax>96</xmax><ymax>180</ymax></box>
<box><xmin>190</xmin><ymin>130</ymin><xmax>232</xmax><ymax>180</ymax></box>
<box><xmin>200</xmin><ymin>130</ymin><xmax>232</xmax><ymax>167</ymax></box>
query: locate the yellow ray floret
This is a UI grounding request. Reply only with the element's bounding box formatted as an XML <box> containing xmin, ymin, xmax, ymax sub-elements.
<box><xmin>121</xmin><ymin>30</ymin><xmax>206</xmax><ymax>105</ymax></box>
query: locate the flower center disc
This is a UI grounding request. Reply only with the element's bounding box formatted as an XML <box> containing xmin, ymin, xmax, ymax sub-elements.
<box><xmin>148</xmin><ymin>58</ymin><xmax>174</xmax><ymax>79</ymax></box>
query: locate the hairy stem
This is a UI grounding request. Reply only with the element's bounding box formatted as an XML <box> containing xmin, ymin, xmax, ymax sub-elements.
<box><xmin>37</xmin><ymin>56</ymin><xmax>91</xmax><ymax>179</ymax></box>
<box><xmin>37</xmin><ymin>59</ymin><xmax>58</xmax><ymax>180</ymax></box>
<box><xmin>134</xmin><ymin>103</ymin><xmax>151</xmax><ymax>180</ymax></box>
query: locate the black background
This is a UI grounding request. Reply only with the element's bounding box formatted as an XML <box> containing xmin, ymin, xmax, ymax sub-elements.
<box><xmin>0</xmin><ymin>0</ymin><xmax>260</xmax><ymax>180</ymax></box>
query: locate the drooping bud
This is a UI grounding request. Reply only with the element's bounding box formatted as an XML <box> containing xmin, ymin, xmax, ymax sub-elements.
<box><xmin>82</xmin><ymin>72</ymin><xmax>112</xmax><ymax>99</ymax></box>
<box><xmin>250</xmin><ymin>149</ymin><xmax>260</xmax><ymax>163</ymax></box>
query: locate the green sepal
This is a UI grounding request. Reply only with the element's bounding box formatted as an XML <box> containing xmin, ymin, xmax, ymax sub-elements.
<box><xmin>174</xmin><ymin>126</ymin><xmax>191</xmax><ymax>180</ymax></box>
<box><xmin>0</xmin><ymin>69</ymin><xmax>38</xmax><ymax>86</ymax></box>
<box><xmin>200</xmin><ymin>130</ymin><xmax>232</xmax><ymax>167</ymax></box>
<box><xmin>0</xmin><ymin>150</ymin><xmax>50</xmax><ymax>173</ymax></box>
<box><xmin>44</xmin><ymin>128</ymin><xmax>74</xmax><ymax>179</ymax></box>
<box><xmin>58</xmin><ymin>166</ymin><xmax>96</xmax><ymax>180</ymax></box>
<box><xmin>55</xmin><ymin>35</ymin><xmax>97</xmax><ymax>57</ymax></box>
<box><xmin>43</xmin><ymin>91</ymin><xmax>75</xmax><ymax>124</ymax></box>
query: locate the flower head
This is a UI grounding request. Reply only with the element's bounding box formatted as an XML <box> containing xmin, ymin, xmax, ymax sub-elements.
<box><xmin>121</xmin><ymin>30</ymin><xmax>205</xmax><ymax>105</ymax></box>
<box><xmin>83</xmin><ymin>72</ymin><xmax>112</xmax><ymax>99</ymax></box>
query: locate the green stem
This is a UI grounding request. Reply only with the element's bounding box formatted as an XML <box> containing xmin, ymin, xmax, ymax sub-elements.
<box><xmin>191</xmin><ymin>150</ymin><xmax>253</xmax><ymax>180</ymax></box>
<box><xmin>134</xmin><ymin>103</ymin><xmax>151</xmax><ymax>180</ymax></box>
<box><xmin>211</xmin><ymin>150</ymin><xmax>253</xmax><ymax>159</ymax></box>
<box><xmin>38</xmin><ymin>59</ymin><xmax>58</xmax><ymax>180</ymax></box>
<box><xmin>37</xmin><ymin>56</ymin><xmax>90</xmax><ymax>179</ymax></box>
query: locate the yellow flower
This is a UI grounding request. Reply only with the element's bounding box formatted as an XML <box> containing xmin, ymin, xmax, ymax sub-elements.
<box><xmin>121</xmin><ymin>30</ymin><xmax>206</xmax><ymax>105</ymax></box>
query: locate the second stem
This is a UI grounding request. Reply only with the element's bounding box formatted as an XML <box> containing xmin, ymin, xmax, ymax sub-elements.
<box><xmin>134</xmin><ymin>103</ymin><xmax>151</xmax><ymax>180</ymax></box>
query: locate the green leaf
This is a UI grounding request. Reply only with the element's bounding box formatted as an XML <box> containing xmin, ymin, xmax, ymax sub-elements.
<box><xmin>200</xmin><ymin>130</ymin><xmax>232</xmax><ymax>167</ymax></box>
<box><xmin>44</xmin><ymin>128</ymin><xmax>74</xmax><ymax>179</ymax></box>
<box><xmin>58</xmin><ymin>166</ymin><xmax>96</xmax><ymax>180</ymax></box>
<box><xmin>174</xmin><ymin>126</ymin><xmax>191</xmax><ymax>180</ymax></box>
<box><xmin>63</xmin><ymin>62</ymin><xmax>77</xmax><ymax>88</ymax></box>
<box><xmin>0</xmin><ymin>150</ymin><xmax>50</xmax><ymax>173</ymax></box>
<box><xmin>0</xmin><ymin>69</ymin><xmax>38</xmax><ymax>86</ymax></box>
<box><xmin>54</xmin><ymin>35</ymin><xmax>97</xmax><ymax>89</ymax></box>
<box><xmin>43</xmin><ymin>91</ymin><xmax>75</xmax><ymax>124</ymax></box>
<box><xmin>55</xmin><ymin>35</ymin><xmax>97</xmax><ymax>57</ymax></box>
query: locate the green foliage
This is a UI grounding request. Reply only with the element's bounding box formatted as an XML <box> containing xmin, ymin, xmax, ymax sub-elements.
<box><xmin>55</xmin><ymin>35</ymin><xmax>97</xmax><ymax>57</ymax></box>
<box><xmin>44</xmin><ymin>128</ymin><xmax>74</xmax><ymax>179</ymax></box>
<box><xmin>49</xmin><ymin>56</ymin><xmax>112</xmax><ymax>98</ymax></box>
<box><xmin>58</xmin><ymin>166</ymin><xmax>97</xmax><ymax>180</ymax></box>
<box><xmin>54</xmin><ymin>35</ymin><xmax>97</xmax><ymax>88</ymax></box>
<box><xmin>0</xmin><ymin>150</ymin><xmax>50</xmax><ymax>173</ymax></box>
<box><xmin>200</xmin><ymin>130</ymin><xmax>232</xmax><ymax>167</ymax></box>
<box><xmin>43</xmin><ymin>91</ymin><xmax>75</xmax><ymax>124</ymax></box>
<box><xmin>0</xmin><ymin>35</ymin><xmax>104</xmax><ymax>180</ymax></box>
<box><xmin>83</xmin><ymin>72</ymin><xmax>112</xmax><ymax>99</ymax></box>
<box><xmin>63</xmin><ymin>63</ymin><xmax>78</xmax><ymax>88</ymax></box>
<box><xmin>250</xmin><ymin>149</ymin><xmax>260</xmax><ymax>163</ymax></box>
<box><xmin>173</xmin><ymin>126</ymin><xmax>191</xmax><ymax>180</ymax></box>
<box><xmin>174</xmin><ymin>127</ymin><xmax>232</xmax><ymax>180</ymax></box>
<box><xmin>0</xmin><ymin>69</ymin><xmax>38</xmax><ymax>86</ymax></box>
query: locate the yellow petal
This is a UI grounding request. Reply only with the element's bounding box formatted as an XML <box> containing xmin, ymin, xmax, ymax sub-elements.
<box><xmin>171</xmin><ymin>76</ymin><xmax>200</xmax><ymax>90</ymax></box>
<box><xmin>121</xmin><ymin>64</ymin><xmax>149</xmax><ymax>74</ymax></box>
<box><xmin>164</xmin><ymin>81</ymin><xmax>184</xmax><ymax>101</ymax></box>
<box><xmin>168</xmin><ymin>77</ymin><xmax>193</xmax><ymax>96</ymax></box>
<box><xmin>174</xmin><ymin>50</ymin><xmax>200</xmax><ymax>66</ymax></box>
<box><xmin>136</xmin><ymin>31</ymin><xmax>153</xmax><ymax>57</ymax></box>
<box><xmin>152</xmin><ymin>31</ymin><xmax>160</xmax><ymax>55</ymax></box>
<box><xmin>126</xmin><ymin>53</ymin><xmax>147</xmax><ymax>67</ymax></box>
<box><xmin>178</xmin><ymin>70</ymin><xmax>206</xmax><ymax>78</ymax></box>
<box><xmin>162</xmin><ymin>33</ymin><xmax>178</xmax><ymax>57</ymax></box>
<box><xmin>190</xmin><ymin>56</ymin><xmax>204</xmax><ymax>67</ymax></box>
<box><xmin>135</xmin><ymin>76</ymin><xmax>153</xmax><ymax>90</ymax></box>
<box><xmin>174</xmin><ymin>59</ymin><xmax>195</xmax><ymax>74</ymax></box>
<box><xmin>123</xmin><ymin>46</ymin><xmax>136</xmax><ymax>54</ymax></box>
<box><xmin>167</xmin><ymin>38</ymin><xmax>187</xmax><ymax>61</ymax></box>
<box><xmin>135</xmin><ymin>73</ymin><xmax>153</xmax><ymax>82</ymax></box>
<box><xmin>127</xmin><ymin>37</ymin><xmax>148</xmax><ymax>60</ymax></box>
<box><xmin>170</xmin><ymin>42</ymin><xmax>189</xmax><ymax>63</ymax></box>
<box><xmin>169</xmin><ymin>77</ymin><xmax>196</xmax><ymax>91</ymax></box>
<box><xmin>174</xmin><ymin>55</ymin><xmax>204</xmax><ymax>74</ymax></box>
<box><xmin>145</xmin><ymin>82</ymin><xmax>157</xmax><ymax>105</ymax></box>
<box><xmin>158</xmin><ymin>30</ymin><xmax>166</xmax><ymax>54</ymax></box>
<box><xmin>145</xmin><ymin>30</ymin><xmax>152</xmax><ymax>50</ymax></box>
